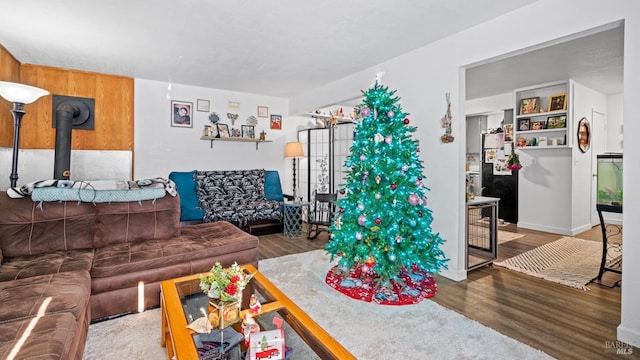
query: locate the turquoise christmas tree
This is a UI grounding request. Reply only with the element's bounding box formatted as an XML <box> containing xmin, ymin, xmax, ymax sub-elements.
<box><xmin>325</xmin><ymin>83</ymin><xmax>448</xmax><ymax>304</ymax></box>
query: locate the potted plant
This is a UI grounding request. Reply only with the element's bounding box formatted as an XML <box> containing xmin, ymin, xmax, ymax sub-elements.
<box><xmin>200</xmin><ymin>262</ymin><xmax>254</xmax><ymax>328</ymax></box>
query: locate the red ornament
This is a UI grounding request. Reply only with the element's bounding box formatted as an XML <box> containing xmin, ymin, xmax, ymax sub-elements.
<box><xmin>391</xmin><ymin>183</ymin><xmax>397</xmax><ymax>190</ymax></box>
<box><xmin>339</xmin><ymin>207</ymin><xmax>345</xmax><ymax>213</ymax></box>
<box><xmin>418</xmin><ymin>211</ymin><xmax>423</xmax><ymax>217</ymax></box>
<box><xmin>340</xmin><ymin>189</ymin><xmax>346</xmax><ymax>195</ymax></box>
<box><xmin>416</xmin><ymin>148</ymin><xmax>421</xmax><ymax>153</ymax></box>
<box><xmin>365</xmin><ymin>257</ymin><xmax>375</xmax><ymax>267</ymax></box>
<box><xmin>404</xmin><ymin>118</ymin><xmax>410</xmax><ymax>124</ymax></box>
<box><xmin>375</xmin><ymin>217</ymin><xmax>381</xmax><ymax>225</ymax></box>
<box><xmin>412</xmin><ymin>264</ymin><xmax>418</xmax><ymax>271</ymax></box>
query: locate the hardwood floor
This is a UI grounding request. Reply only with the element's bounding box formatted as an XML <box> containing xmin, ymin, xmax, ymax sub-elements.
<box><xmin>257</xmin><ymin>225</ymin><xmax>638</xmax><ymax>359</ymax></box>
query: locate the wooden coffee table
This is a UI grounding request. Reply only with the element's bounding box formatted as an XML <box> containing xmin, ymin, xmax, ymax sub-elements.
<box><xmin>160</xmin><ymin>264</ymin><xmax>355</xmax><ymax>360</ymax></box>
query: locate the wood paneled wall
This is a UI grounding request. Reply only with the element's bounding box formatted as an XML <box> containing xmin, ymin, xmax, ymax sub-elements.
<box><xmin>0</xmin><ymin>45</ymin><xmax>134</xmax><ymax>151</ymax></box>
<box><xmin>0</xmin><ymin>45</ymin><xmax>21</xmax><ymax>147</ymax></box>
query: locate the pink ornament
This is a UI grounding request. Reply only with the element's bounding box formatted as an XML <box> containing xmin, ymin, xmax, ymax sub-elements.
<box><xmin>402</xmin><ymin>164</ymin><xmax>409</xmax><ymax>171</ymax></box>
<box><xmin>360</xmin><ymin>154</ymin><xmax>366</xmax><ymax>161</ymax></box>
<box><xmin>385</xmin><ymin>136</ymin><xmax>392</xmax><ymax>144</ymax></box>
<box><xmin>387</xmin><ymin>111</ymin><xmax>395</xmax><ymax>118</ymax></box>
<box><xmin>357</xmin><ymin>203</ymin><xmax>365</xmax><ymax>211</ymax></box>
<box><xmin>358</xmin><ymin>214</ymin><xmax>367</xmax><ymax>226</ymax></box>
<box><xmin>375</xmin><ymin>193</ymin><xmax>381</xmax><ymax>199</ymax></box>
<box><xmin>408</xmin><ymin>193</ymin><xmax>420</xmax><ymax>205</ymax></box>
<box><xmin>361</xmin><ymin>107</ymin><xmax>371</xmax><ymax>117</ymax></box>
<box><xmin>356</xmin><ymin>232</ymin><xmax>363</xmax><ymax>240</ymax></box>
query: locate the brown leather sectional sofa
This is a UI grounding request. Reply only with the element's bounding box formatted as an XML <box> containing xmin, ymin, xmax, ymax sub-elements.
<box><xmin>0</xmin><ymin>192</ymin><xmax>259</xmax><ymax>359</ymax></box>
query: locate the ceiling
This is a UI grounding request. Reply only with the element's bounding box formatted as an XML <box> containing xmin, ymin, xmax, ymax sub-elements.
<box><xmin>465</xmin><ymin>22</ymin><xmax>624</xmax><ymax>100</ymax></box>
<box><xmin>0</xmin><ymin>0</ymin><xmax>539</xmax><ymax>98</ymax></box>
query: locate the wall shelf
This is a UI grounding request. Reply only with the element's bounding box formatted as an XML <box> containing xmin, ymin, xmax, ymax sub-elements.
<box><xmin>200</xmin><ymin>136</ymin><xmax>272</xmax><ymax>150</ymax></box>
<box><xmin>303</xmin><ymin>113</ymin><xmax>354</xmax><ymax>125</ymax></box>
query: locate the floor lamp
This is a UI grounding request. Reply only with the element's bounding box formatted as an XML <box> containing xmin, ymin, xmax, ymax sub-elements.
<box><xmin>285</xmin><ymin>142</ymin><xmax>304</xmax><ymax>201</ymax></box>
<box><xmin>0</xmin><ymin>81</ymin><xmax>49</xmax><ymax>188</ymax></box>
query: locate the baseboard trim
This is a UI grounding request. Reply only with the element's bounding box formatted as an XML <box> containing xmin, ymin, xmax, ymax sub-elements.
<box><xmin>618</xmin><ymin>324</ymin><xmax>640</xmax><ymax>348</ymax></box>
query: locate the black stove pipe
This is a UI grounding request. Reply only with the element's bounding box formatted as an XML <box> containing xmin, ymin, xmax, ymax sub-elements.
<box><xmin>53</xmin><ymin>103</ymin><xmax>78</xmax><ymax>179</ymax></box>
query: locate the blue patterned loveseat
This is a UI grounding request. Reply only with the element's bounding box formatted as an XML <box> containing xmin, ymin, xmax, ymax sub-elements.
<box><xmin>169</xmin><ymin>169</ymin><xmax>288</xmax><ymax>235</ymax></box>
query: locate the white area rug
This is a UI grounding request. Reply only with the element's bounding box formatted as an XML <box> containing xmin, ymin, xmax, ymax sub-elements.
<box><xmin>84</xmin><ymin>250</ymin><xmax>552</xmax><ymax>359</ymax></box>
<box><xmin>495</xmin><ymin>237</ymin><xmax>608</xmax><ymax>290</ymax></box>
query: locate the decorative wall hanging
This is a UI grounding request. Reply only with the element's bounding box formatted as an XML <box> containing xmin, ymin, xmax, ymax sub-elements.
<box><xmin>246</xmin><ymin>115</ymin><xmax>258</xmax><ymax>126</ymax></box>
<box><xmin>227</xmin><ymin>113</ymin><xmax>239</xmax><ymax>125</ymax></box>
<box><xmin>171</xmin><ymin>100</ymin><xmax>192</xmax><ymax>128</ymax></box>
<box><xmin>440</xmin><ymin>92</ymin><xmax>454</xmax><ymax>143</ymax></box>
<box><xmin>577</xmin><ymin>117</ymin><xmax>591</xmax><ymax>153</ymax></box>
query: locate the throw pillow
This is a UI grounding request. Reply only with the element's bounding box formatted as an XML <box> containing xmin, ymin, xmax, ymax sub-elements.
<box><xmin>169</xmin><ymin>171</ymin><xmax>203</xmax><ymax>221</ymax></box>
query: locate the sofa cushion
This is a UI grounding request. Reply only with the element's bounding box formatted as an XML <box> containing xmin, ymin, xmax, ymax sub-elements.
<box><xmin>169</xmin><ymin>170</ymin><xmax>205</xmax><ymax>221</ymax></box>
<box><xmin>0</xmin><ymin>312</ymin><xmax>77</xmax><ymax>360</ymax></box>
<box><xmin>0</xmin><ymin>249</ymin><xmax>94</xmax><ymax>282</ymax></box>
<box><xmin>93</xmin><ymin>195</ymin><xmax>181</xmax><ymax>248</ymax></box>
<box><xmin>264</xmin><ymin>170</ymin><xmax>284</xmax><ymax>202</ymax></box>
<box><xmin>202</xmin><ymin>200</ymin><xmax>282</xmax><ymax>224</ymax></box>
<box><xmin>0</xmin><ymin>271</ymin><xmax>91</xmax><ymax>323</ymax></box>
<box><xmin>0</xmin><ymin>195</ymin><xmax>96</xmax><ymax>258</ymax></box>
<box><xmin>91</xmin><ymin>221</ymin><xmax>258</xmax><ymax>281</ymax></box>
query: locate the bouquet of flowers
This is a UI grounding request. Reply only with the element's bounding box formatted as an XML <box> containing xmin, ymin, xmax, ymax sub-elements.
<box><xmin>507</xmin><ymin>143</ymin><xmax>523</xmax><ymax>171</ymax></box>
<box><xmin>200</xmin><ymin>262</ymin><xmax>254</xmax><ymax>302</ymax></box>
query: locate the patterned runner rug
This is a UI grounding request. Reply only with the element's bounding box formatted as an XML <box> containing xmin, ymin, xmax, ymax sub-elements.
<box><xmin>495</xmin><ymin>237</ymin><xmax>605</xmax><ymax>290</ymax></box>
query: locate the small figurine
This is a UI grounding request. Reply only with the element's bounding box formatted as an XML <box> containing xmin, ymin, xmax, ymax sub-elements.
<box><xmin>249</xmin><ymin>294</ymin><xmax>262</xmax><ymax>315</ymax></box>
<box><xmin>241</xmin><ymin>313</ymin><xmax>259</xmax><ymax>346</ymax></box>
<box><xmin>259</xmin><ymin>130</ymin><xmax>267</xmax><ymax>141</ymax></box>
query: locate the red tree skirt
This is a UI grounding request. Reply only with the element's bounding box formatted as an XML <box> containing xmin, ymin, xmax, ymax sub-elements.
<box><xmin>325</xmin><ymin>263</ymin><xmax>438</xmax><ymax>305</ymax></box>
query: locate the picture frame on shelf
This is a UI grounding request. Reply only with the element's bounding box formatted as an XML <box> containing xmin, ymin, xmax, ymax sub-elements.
<box><xmin>519</xmin><ymin>97</ymin><xmax>539</xmax><ymax>115</ymax></box>
<box><xmin>242</xmin><ymin>125</ymin><xmax>255</xmax><ymax>139</ymax></box>
<box><xmin>548</xmin><ymin>93</ymin><xmax>567</xmax><ymax>112</ymax></box>
<box><xmin>257</xmin><ymin>106</ymin><xmax>269</xmax><ymax>118</ymax></box>
<box><xmin>531</xmin><ymin>121</ymin><xmax>545</xmax><ymax>130</ymax></box>
<box><xmin>547</xmin><ymin>115</ymin><xmax>567</xmax><ymax>129</ymax></box>
<box><xmin>196</xmin><ymin>99</ymin><xmax>210</xmax><ymax>112</ymax></box>
<box><xmin>518</xmin><ymin>118</ymin><xmax>531</xmax><ymax>131</ymax></box>
<box><xmin>503</xmin><ymin>124</ymin><xmax>513</xmax><ymax>142</ymax></box>
<box><xmin>171</xmin><ymin>100</ymin><xmax>193</xmax><ymax>128</ymax></box>
<box><xmin>270</xmin><ymin>114</ymin><xmax>282</xmax><ymax>130</ymax></box>
<box><xmin>216</xmin><ymin>123</ymin><xmax>230</xmax><ymax>138</ymax></box>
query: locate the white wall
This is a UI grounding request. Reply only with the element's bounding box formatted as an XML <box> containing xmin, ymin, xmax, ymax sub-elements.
<box><xmin>0</xmin><ymin>148</ymin><xmax>132</xmax><ymax>189</ymax></box>
<box><xmin>607</xmin><ymin>93</ymin><xmax>624</xmax><ymax>152</ymax></box>
<box><xmin>133</xmin><ymin>79</ymin><xmax>301</xmax><ymax>189</ymax></box>
<box><xmin>290</xmin><ymin>0</ymin><xmax>640</xmax><ymax>347</ymax></box>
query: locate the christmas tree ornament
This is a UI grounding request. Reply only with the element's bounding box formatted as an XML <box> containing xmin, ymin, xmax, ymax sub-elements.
<box><xmin>385</xmin><ymin>136</ymin><xmax>392</xmax><ymax>144</ymax></box>
<box><xmin>391</xmin><ymin>183</ymin><xmax>397</xmax><ymax>190</ymax></box>
<box><xmin>375</xmin><ymin>193</ymin><xmax>381</xmax><ymax>199</ymax></box>
<box><xmin>387</xmin><ymin>110</ymin><xmax>395</xmax><ymax>118</ymax></box>
<box><xmin>375</xmin><ymin>217</ymin><xmax>381</xmax><ymax>225</ymax></box>
<box><xmin>408</xmin><ymin>193</ymin><xmax>420</xmax><ymax>205</ymax></box>
<box><xmin>361</xmin><ymin>106</ymin><xmax>371</xmax><ymax>117</ymax></box>
<box><xmin>357</xmin><ymin>203</ymin><xmax>365</xmax><ymax>211</ymax></box>
<box><xmin>358</xmin><ymin>215</ymin><xmax>367</xmax><ymax>226</ymax></box>
<box><xmin>404</xmin><ymin>118</ymin><xmax>410</xmax><ymax>124</ymax></box>
<box><xmin>374</xmin><ymin>133</ymin><xmax>384</xmax><ymax>143</ymax></box>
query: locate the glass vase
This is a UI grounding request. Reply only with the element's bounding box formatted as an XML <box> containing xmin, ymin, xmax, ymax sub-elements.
<box><xmin>208</xmin><ymin>298</ymin><xmax>241</xmax><ymax>329</ymax></box>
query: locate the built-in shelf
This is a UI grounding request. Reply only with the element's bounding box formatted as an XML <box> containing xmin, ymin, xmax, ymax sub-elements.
<box><xmin>516</xmin><ymin>145</ymin><xmax>571</xmax><ymax>150</ymax></box>
<box><xmin>200</xmin><ymin>136</ymin><xmax>272</xmax><ymax>150</ymax></box>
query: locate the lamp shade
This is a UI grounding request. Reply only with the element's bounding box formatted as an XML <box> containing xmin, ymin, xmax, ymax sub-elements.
<box><xmin>285</xmin><ymin>142</ymin><xmax>304</xmax><ymax>158</ymax></box>
<box><xmin>0</xmin><ymin>81</ymin><xmax>49</xmax><ymax>104</ymax></box>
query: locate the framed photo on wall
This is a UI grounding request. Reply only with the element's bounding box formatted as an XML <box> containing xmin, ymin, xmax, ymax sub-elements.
<box><xmin>270</xmin><ymin>114</ymin><xmax>282</xmax><ymax>130</ymax></box>
<box><xmin>548</xmin><ymin>93</ymin><xmax>567</xmax><ymax>112</ymax></box>
<box><xmin>503</xmin><ymin>124</ymin><xmax>513</xmax><ymax>141</ymax></box>
<box><xmin>242</xmin><ymin>125</ymin><xmax>255</xmax><ymax>138</ymax></box>
<box><xmin>171</xmin><ymin>100</ymin><xmax>193</xmax><ymax>128</ymax></box>
<box><xmin>257</xmin><ymin>106</ymin><xmax>269</xmax><ymax>118</ymax></box>
<box><xmin>519</xmin><ymin>97</ymin><xmax>539</xmax><ymax>115</ymax></box>
<box><xmin>196</xmin><ymin>99</ymin><xmax>210</xmax><ymax>112</ymax></box>
<box><xmin>216</xmin><ymin>123</ymin><xmax>230</xmax><ymax>138</ymax></box>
